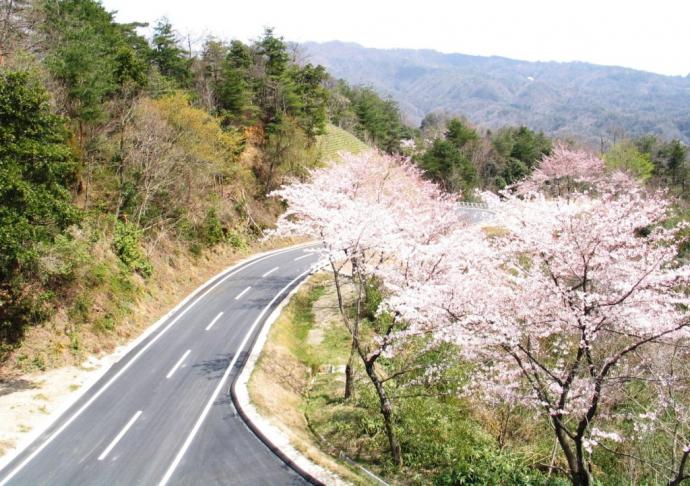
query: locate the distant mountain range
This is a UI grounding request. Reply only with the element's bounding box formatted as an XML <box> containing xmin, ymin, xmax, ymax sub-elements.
<box><xmin>302</xmin><ymin>41</ymin><xmax>690</xmax><ymax>145</ymax></box>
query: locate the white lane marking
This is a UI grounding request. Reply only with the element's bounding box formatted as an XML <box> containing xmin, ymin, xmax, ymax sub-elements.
<box><xmin>0</xmin><ymin>246</ymin><xmax>309</xmax><ymax>486</ymax></box>
<box><xmin>204</xmin><ymin>312</ymin><xmax>223</xmax><ymax>331</ymax></box>
<box><xmin>166</xmin><ymin>350</ymin><xmax>191</xmax><ymax>379</ymax></box>
<box><xmin>261</xmin><ymin>266</ymin><xmax>279</xmax><ymax>278</ymax></box>
<box><xmin>159</xmin><ymin>267</ymin><xmax>313</xmax><ymax>486</ymax></box>
<box><xmin>293</xmin><ymin>253</ymin><xmax>311</xmax><ymax>261</ymax></box>
<box><xmin>235</xmin><ymin>286</ymin><xmax>251</xmax><ymax>300</ymax></box>
<box><xmin>97</xmin><ymin>411</ymin><xmax>142</xmax><ymax>461</ymax></box>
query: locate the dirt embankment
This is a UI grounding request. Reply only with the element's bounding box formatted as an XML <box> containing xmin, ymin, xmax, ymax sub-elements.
<box><xmin>247</xmin><ymin>273</ymin><xmax>372</xmax><ymax>485</ymax></box>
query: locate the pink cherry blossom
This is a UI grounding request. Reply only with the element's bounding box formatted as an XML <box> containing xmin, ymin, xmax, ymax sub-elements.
<box><xmin>402</xmin><ymin>171</ymin><xmax>690</xmax><ymax>485</ymax></box>
<box><xmin>270</xmin><ymin>148</ymin><xmax>690</xmax><ymax>485</ymax></box>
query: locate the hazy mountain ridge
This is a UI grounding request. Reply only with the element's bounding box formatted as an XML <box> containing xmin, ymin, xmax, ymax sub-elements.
<box><xmin>302</xmin><ymin>41</ymin><xmax>690</xmax><ymax>144</ymax></box>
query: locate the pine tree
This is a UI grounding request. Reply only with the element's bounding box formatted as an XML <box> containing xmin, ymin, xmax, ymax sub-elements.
<box><xmin>150</xmin><ymin>18</ymin><xmax>191</xmax><ymax>87</ymax></box>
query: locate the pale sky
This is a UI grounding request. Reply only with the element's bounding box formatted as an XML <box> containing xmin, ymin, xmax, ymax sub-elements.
<box><xmin>102</xmin><ymin>0</ymin><xmax>690</xmax><ymax>77</ymax></box>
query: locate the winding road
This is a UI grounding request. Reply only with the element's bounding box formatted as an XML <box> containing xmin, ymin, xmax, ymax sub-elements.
<box><xmin>0</xmin><ymin>244</ymin><xmax>320</xmax><ymax>486</ymax></box>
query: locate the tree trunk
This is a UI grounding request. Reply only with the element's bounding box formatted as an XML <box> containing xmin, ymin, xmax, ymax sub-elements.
<box><xmin>551</xmin><ymin>417</ymin><xmax>586</xmax><ymax>486</ymax></box>
<box><xmin>668</xmin><ymin>450</ymin><xmax>689</xmax><ymax>486</ymax></box>
<box><xmin>364</xmin><ymin>360</ymin><xmax>402</xmax><ymax>467</ymax></box>
<box><xmin>344</xmin><ymin>257</ymin><xmax>362</xmax><ymax>399</ymax></box>
<box><xmin>344</xmin><ymin>337</ymin><xmax>356</xmax><ymax>399</ymax></box>
<box><xmin>571</xmin><ymin>468</ymin><xmax>592</xmax><ymax>486</ymax></box>
<box><xmin>571</xmin><ymin>440</ymin><xmax>592</xmax><ymax>486</ymax></box>
<box><xmin>329</xmin><ymin>261</ymin><xmax>356</xmax><ymax>400</ymax></box>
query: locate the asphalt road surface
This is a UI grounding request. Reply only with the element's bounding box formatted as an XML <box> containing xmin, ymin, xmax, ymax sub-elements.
<box><xmin>0</xmin><ymin>245</ymin><xmax>320</xmax><ymax>486</ymax></box>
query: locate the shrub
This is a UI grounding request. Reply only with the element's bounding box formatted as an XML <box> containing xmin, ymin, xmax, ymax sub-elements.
<box><xmin>113</xmin><ymin>221</ymin><xmax>152</xmax><ymax>277</ymax></box>
<box><xmin>226</xmin><ymin>229</ymin><xmax>247</xmax><ymax>249</ymax></box>
<box><xmin>199</xmin><ymin>207</ymin><xmax>225</xmax><ymax>247</ymax></box>
<box><xmin>0</xmin><ymin>70</ymin><xmax>79</xmax><ymax>344</ymax></box>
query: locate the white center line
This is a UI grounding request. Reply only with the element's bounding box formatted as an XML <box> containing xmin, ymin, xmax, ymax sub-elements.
<box><xmin>294</xmin><ymin>253</ymin><xmax>311</xmax><ymax>261</ymax></box>
<box><xmin>204</xmin><ymin>312</ymin><xmax>223</xmax><ymax>331</ymax></box>
<box><xmin>158</xmin><ymin>267</ymin><xmax>312</xmax><ymax>486</ymax></box>
<box><xmin>235</xmin><ymin>286</ymin><xmax>251</xmax><ymax>300</ymax></box>
<box><xmin>261</xmin><ymin>266</ymin><xmax>279</xmax><ymax>278</ymax></box>
<box><xmin>97</xmin><ymin>411</ymin><xmax>142</xmax><ymax>461</ymax></box>
<box><xmin>166</xmin><ymin>350</ymin><xmax>191</xmax><ymax>379</ymax></box>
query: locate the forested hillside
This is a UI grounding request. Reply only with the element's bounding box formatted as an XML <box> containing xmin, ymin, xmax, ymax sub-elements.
<box><xmin>0</xmin><ymin>0</ymin><xmax>407</xmax><ymax>371</ymax></box>
<box><xmin>409</xmin><ymin>114</ymin><xmax>689</xmax><ymax>202</ymax></box>
<box><xmin>303</xmin><ymin>41</ymin><xmax>690</xmax><ymax>145</ymax></box>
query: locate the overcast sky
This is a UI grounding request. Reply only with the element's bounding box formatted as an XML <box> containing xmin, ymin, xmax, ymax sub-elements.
<box><xmin>102</xmin><ymin>0</ymin><xmax>690</xmax><ymax>77</ymax></box>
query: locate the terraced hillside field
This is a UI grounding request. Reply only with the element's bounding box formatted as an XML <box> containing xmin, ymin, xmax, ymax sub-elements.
<box><xmin>317</xmin><ymin>124</ymin><xmax>370</xmax><ymax>161</ymax></box>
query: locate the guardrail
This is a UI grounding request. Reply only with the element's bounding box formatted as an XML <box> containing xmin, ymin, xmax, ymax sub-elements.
<box><xmin>458</xmin><ymin>201</ymin><xmax>489</xmax><ymax>209</ymax></box>
<box><xmin>457</xmin><ymin>201</ymin><xmax>495</xmax><ymax>223</ymax></box>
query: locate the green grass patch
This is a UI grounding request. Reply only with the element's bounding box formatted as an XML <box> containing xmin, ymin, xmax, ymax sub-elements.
<box><xmin>316</xmin><ymin>124</ymin><xmax>370</xmax><ymax>162</ymax></box>
<box><xmin>268</xmin><ymin>279</ymin><xmax>351</xmax><ymax>373</ymax></box>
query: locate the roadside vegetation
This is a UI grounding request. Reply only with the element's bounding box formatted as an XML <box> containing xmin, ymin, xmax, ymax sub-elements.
<box><xmin>251</xmin><ymin>268</ymin><xmax>568</xmax><ymax>485</ymax></box>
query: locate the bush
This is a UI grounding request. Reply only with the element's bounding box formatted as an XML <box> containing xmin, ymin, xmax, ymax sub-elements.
<box><xmin>199</xmin><ymin>207</ymin><xmax>225</xmax><ymax>247</ymax></box>
<box><xmin>113</xmin><ymin>221</ymin><xmax>152</xmax><ymax>277</ymax></box>
<box><xmin>226</xmin><ymin>229</ymin><xmax>247</xmax><ymax>249</ymax></box>
<box><xmin>35</xmin><ymin>231</ymin><xmax>92</xmax><ymax>288</ymax></box>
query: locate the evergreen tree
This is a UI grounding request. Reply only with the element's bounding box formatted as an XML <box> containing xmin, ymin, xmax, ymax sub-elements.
<box><xmin>258</xmin><ymin>28</ymin><xmax>290</xmax><ymax>78</ymax></box>
<box><xmin>41</xmin><ymin>0</ymin><xmax>148</xmax><ymax>125</ymax></box>
<box><xmin>509</xmin><ymin>126</ymin><xmax>552</xmax><ymax>169</ymax></box>
<box><xmin>150</xmin><ymin>18</ymin><xmax>191</xmax><ymax>87</ymax></box>
<box><xmin>663</xmin><ymin>139</ymin><xmax>688</xmax><ymax>185</ymax></box>
<box><xmin>350</xmin><ymin>87</ymin><xmax>407</xmax><ymax>152</ymax></box>
<box><xmin>215</xmin><ymin>40</ymin><xmax>254</xmax><ymax>125</ymax></box>
<box><xmin>445</xmin><ymin>118</ymin><xmax>478</xmax><ymax>149</ymax></box>
<box><xmin>419</xmin><ymin>136</ymin><xmax>476</xmax><ymax>193</ymax></box>
<box><xmin>0</xmin><ymin>71</ymin><xmax>79</xmax><ymax>341</ymax></box>
<box><xmin>489</xmin><ymin>125</ymin><xmax>552</xmax><ymax>186</ymax></box>
<box><xmin>254</xmin><ymin>29</ymin><xmax>299</xmax><ymax>129</ymax></box>
<box><xmin>291</xmin><ymin>63</ymin><xmax>329</xmax><ymax>139</ymax></box>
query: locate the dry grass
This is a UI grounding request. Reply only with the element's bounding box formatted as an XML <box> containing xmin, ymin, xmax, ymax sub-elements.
<box><xmin>1</xmin><ymin>236</ymin><xmax>305</xmax><ymax>378</ymax></box>
<box><xmin>0</xmin><ymin>439</ymin><xmax>15</xmax><ymax>457</ymax></box>
<box><xmin>482</xmin><ymin>225</ymin><xmax>510</xmax><ymax>238</ymax></box>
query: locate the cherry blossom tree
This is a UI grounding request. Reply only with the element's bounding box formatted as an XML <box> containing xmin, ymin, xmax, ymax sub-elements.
<box><xmin>624</xmin><ymin>344</ymin><xmax>690</xmax><ymax>485</ymax></box>
<box><xmin>519</xmin><ymin>144</ymin><xmax>605</xmax><ymax>196</ymax></box>
<box><xmin>270</xmin><ymin>150</ymin><xmax>465</xmax><ymax>466</ymax></box>
<box><xmin>272</xmin><ymin>146</ymin><xmax>690</xmax><ymax>482</ymax></box>
<box><xmin>395</xmin><ymin>165</ymin><xmax>690</xmax><ymax>485</ymax></box>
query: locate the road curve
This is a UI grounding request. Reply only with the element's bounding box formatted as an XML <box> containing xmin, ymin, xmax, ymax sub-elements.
<box><xmin>0</xmin><ymin>244</ymin><xmax>320</xmax><ymax>486</ymax></box>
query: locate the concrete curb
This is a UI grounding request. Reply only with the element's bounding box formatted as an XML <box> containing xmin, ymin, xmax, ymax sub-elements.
<box><xmin>231</xmin><ymin>267</ymin><xmax>350</xmax><ymax>486</ymax></box>
<box><xmin>0</xmin><ymin>241</ymin><xmax>315</xmax><ymax>473</ymax></box>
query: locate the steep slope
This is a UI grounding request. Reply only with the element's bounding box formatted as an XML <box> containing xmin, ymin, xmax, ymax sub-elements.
<box><xmin>316</xmin><ymin>124</ymin><xmax>370</xmax><ymax>161</ymax></box>
<box><xmin>303</xmin><ymin>41</ymin><xmax>690</xmax><ymax>144</ymax></box>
